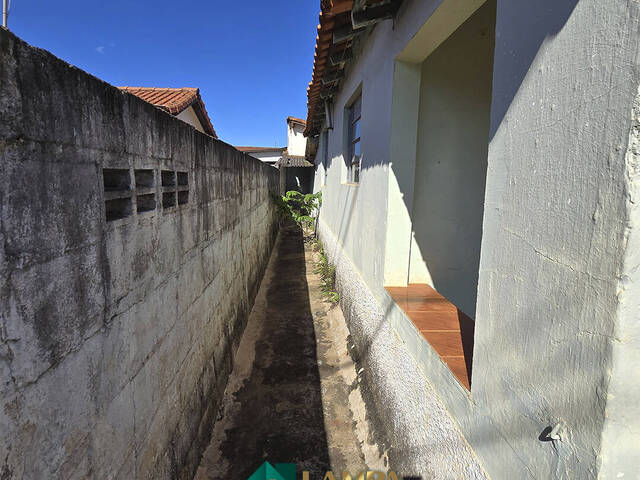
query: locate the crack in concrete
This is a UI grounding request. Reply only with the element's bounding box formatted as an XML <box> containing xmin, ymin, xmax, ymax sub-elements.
<box><xmin>502</xmin><ymin>226</ymin><xmax>613</xmax><ymax>284</ymax></box>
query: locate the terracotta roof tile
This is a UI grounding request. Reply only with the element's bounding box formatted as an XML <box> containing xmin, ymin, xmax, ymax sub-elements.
<box><xmin>118</xmin><ymin>86</ymin><xmax>217</xmax><ymax>138</ymax></box>
<box><xmin>304</xmin><ymin>1</ymin><xmax>354</xmax><ymax>136</ymax></box>
<box><xmin>304</xmin><ymin>0</ymin><xmax>402</xmax><ymax>136</ymax></box>
<box><xmin>286</xmin><ymin>116</ymin><xmax>307</xmax><ymax>126</ymax></box>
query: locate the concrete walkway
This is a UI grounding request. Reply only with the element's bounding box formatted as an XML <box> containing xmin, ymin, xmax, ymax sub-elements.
<box><xmin>194</xmin><ymin>225</ymin><xmax>384</xmax><ymax>479</ymax></box>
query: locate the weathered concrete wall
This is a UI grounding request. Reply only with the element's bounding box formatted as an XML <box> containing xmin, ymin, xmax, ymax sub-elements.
<box><xmin>0</xmin><ymin>29</ymin><xmax>279</xmax><ymax>479</ymax></box>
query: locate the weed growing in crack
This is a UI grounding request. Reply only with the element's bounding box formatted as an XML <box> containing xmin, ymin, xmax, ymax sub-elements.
<box><xmin>311</xmin><ymin>238</ymin><xmax>339</xmax><ymax>304</ymax></box>
<box><xmin>272</xmin><ymin>191</ymin><xmax>337</xmax><ymax>302</ymax></box>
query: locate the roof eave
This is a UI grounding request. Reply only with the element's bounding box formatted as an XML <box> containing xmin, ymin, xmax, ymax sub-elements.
<box><xmin>304</xmin><ymin>0</ymin><xmax>404</xmax><ymax>137</ymax></box>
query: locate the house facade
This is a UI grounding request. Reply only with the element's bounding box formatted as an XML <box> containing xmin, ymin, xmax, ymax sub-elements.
<box><xmin>306</xmin><ymin>0</ymin><xmax>640</xmax><ymax>478</ymax></box>
<box><xmin>278</xmin><ymin>116</ymin><xmax>313</xmax><ymax>193</ymax></box>
<box><xmin>237</xmin><ymin>117</ymin><xmax>313</xmax><ymax>192</ymax></box>
<box><xmin>284</xmin><ymin>116</ymin><xmax>307</xmax><ymax>157</ymax></box>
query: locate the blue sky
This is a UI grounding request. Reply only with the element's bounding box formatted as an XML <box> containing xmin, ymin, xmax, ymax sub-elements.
<box><xmin>7</xmin><ymin>0</ymin><xmax>318</xmax><ymax>147</ymax></box>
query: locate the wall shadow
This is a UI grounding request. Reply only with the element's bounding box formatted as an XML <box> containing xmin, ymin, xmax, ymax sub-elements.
<box><xmin>458</xmin><ymin>309</ymin><xmax>475</xmax><ymax>387</ymax></box>
<box><xmin>488</xmin><ymin>0</ymin><xmax>580</xmax><ymax>140</ymax></box>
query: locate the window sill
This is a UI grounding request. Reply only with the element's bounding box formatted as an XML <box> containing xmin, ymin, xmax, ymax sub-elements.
<box><xmin>341</xmin><ymin>182</ymin><xmax>360</xmax><ymax>187</ymax></box>
<box><xmin>385</xmin><ymin>284</ymin><xmax>474</xmax><ymax>390</ymax></box>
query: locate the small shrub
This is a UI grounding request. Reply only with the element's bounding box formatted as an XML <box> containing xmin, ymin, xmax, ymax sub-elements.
<box><xmin>274</xmin><ymin>190</ymin><xmax>322</xmax><ymax>228</ymax></box>
<box><xmin>313</xmin><ymin>238</ymin><xmax>339</xmax><ymax>304</ymax></box>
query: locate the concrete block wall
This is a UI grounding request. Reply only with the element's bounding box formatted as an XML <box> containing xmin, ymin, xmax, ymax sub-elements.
<box><xmin>0</xmin><ymin>29</ymin><xmax>279</xmax><ymax>479</ymax></box>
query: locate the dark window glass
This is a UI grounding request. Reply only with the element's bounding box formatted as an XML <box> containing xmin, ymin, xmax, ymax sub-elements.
<box><xmin>347</xmin><ymin>94</ymin><xmax>362</xmax><ymax>183</ymax></box>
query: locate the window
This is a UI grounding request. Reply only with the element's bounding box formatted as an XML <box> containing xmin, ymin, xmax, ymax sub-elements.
<box><xmin>346</xmin><ymin>95</ymin><xmax>361</xmax><ymax>183</ymax></box>
<box><xmin>136</xmin><ymin>194</ymin><xmax>156</xmax><ymax>213</ymax></box>
<box><xmin>134</xmin><ymin>169</ymin><xmax>154</xmax><ymax>189</ymax></box>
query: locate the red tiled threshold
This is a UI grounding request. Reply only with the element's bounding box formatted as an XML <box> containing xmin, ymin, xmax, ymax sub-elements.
<box><xmin>385</xmin><ymin>284</ymin><xmax>474</xmax><ymax>389</ymax></box>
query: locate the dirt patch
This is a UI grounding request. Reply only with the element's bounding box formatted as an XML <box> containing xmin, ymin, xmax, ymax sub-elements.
<box><xmin>194</xmin><ymin>224</ymin><xmax>383</xmax><ymax>479</ymax></box>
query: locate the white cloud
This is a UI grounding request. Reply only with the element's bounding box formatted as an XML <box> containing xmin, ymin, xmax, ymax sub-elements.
<box><xmin>96</xmin><ymin>46</ymin><xmax>105</xmax><ymax>54</ymax></box>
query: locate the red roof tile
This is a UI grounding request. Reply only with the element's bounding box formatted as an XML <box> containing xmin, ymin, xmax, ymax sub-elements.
<box><xmin>118</xmin><ymin>86</ymin><xmax>217</xmax><ymax>138</ymax></box>
<box><xmin>286</xmin><ymin>116</ymin><xmax>307</xmax><ymax>126</ymax></box>
<box><xmin>304</xmin><ymin>1</ymin><xmax>354</xmax><ymax>136</ymax></box>
<box><xmin>304</xmin><ymin>0</ymin><xmax>402</xmax><ymax>136</ymax></box>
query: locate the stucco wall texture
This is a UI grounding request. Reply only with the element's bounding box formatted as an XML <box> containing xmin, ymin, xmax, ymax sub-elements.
<box><xmin>0</xmin><ymin>29</ymin><xmax>279</xmax><ymax>479</ymax></box>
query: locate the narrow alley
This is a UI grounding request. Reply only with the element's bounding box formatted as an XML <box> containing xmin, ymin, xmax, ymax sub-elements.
<box><xmin>194</xmin><ymin>224</ymin><xmax>385</xmax><ymax>479</ymax></box>
<box><xmin>4</xmin><ymin>0</ymin><xmax>640</xmax><ymax>477</ymax></box>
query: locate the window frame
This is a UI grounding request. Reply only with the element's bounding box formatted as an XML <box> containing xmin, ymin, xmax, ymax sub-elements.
<box><xmin>346</xmin><ymin>95</ymin><xmax>362</xmax><ymax>183</ymax></box>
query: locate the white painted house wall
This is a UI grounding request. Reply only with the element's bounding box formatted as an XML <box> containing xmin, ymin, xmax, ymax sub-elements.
<box><xmin>243</xmin><ymin>150</ymin><xmax>282</xmax><ymax>166</ymax></box>
<box><xmin>311</xmin><ymin>0</ymin><xmax>640</xmax><ymax>477</ymax></box>
<box><xmin>313</xmin><ymin>130</ymin><xmax>329</xmax><ymax>192</ymax></box>
<box><xmin>175</xmin><ymin>106</ymin><xmax>205</xmax><ymax>134</ymax></box>
<box><xmin>287</xmin><ymin>122</ymin><xmax>307</xmax><ymax>157</ymax></box>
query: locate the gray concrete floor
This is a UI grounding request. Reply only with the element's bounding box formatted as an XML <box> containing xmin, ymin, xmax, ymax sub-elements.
<box><xmin>194</xmin><ymin>225</ymin><xmax>384</xmax><ymax>479</ymax></box>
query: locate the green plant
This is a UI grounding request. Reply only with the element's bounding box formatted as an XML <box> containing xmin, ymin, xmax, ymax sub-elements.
<box><xmin>274</xmin><ymin>190</ymin><xmax>322</xmax><ymax>227</ymax></box>
<box><xmin>313</xmin><ymin>238</ymin><xmax>339</xmax><ymax>304</ymax></box>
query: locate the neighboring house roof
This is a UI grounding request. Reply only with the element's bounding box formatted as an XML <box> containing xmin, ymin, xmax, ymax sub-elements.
<box><xmin>276</xmin><ymin>156</ymin><xmax>314</xmax><ymax>168</ymax></box>
<box><xmin>278</xmin><ymin>149</ymin><xmax>313</xmax><ymax>167</ymax></box>
<box><xmin>118</xmin><ymin>86</ymin><xmax>217</xmax><ymax>138</ymax></box>
<box><xmin>235</xmin><ymin>146</ymin><xmax>285</xmax><ymax>153</ymax></box>
<box><xmin>304</xmin><ymin>0</ymin><xmax>402</xmax><ymax>136</ymax></box>
<box><xmin>286</xmin><ymin>116</ymin><xmax>307</xmax><ymax>127</ymax></box>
